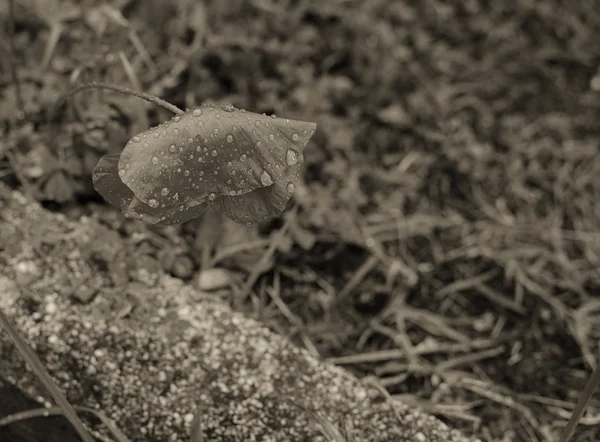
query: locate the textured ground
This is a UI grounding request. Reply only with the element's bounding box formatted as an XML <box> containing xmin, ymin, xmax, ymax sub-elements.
<box><xmin>2</xmin><ymin>1</ymin><xmax>600</xmax><ymax>441</ymax></box>
<box><xmin>0</xmin><ymin>184</ymin><xmax>478</xmax><ymax>442</ymax></box>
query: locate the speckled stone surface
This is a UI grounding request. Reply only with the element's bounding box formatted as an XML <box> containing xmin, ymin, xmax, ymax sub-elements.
<box><xmin>0</xmin><ymin>186</ymin><xmax>480</xmax><ymax>442</ymax></box>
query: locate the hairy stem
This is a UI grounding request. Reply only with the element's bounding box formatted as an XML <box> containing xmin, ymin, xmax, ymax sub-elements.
<box><xmin>50</xmin><ymin>82</ymin><xmax>184</xmax><ymax>121</ymax></box>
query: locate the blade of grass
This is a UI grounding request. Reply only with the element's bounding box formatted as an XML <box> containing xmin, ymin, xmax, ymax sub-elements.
<box><xmin>559</xmin><ymin>362</ymin><xmax>600</xmax><ymax>442</ymax></box>
<box><xmin>0</xmin><ymin>405</ymin><xmax>132</xmax><ymax>442</ymax></box>
<box><xmin>0</xmin><ymin>308</ymin><xmax>95</xmax><ymax>442</ymax></box>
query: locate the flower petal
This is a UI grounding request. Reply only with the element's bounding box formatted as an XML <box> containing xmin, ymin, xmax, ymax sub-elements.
<box><xmin>92</xmin><ymin>154</ymin><xmax>208</xmax><ymax>225</ymax></box>
<box><xmin>118</xmin><ymin>103</ymin><xmax>316</xmax><ymax>211</ymax></box>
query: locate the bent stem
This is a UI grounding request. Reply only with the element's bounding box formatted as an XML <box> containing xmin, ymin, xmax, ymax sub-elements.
<box><xmin>49</xmin><ymin>81</ymin><xmax>184</xmax><ymax>121</ymax></box>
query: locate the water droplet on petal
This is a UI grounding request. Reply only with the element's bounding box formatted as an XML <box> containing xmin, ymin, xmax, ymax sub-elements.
<box><xmin>151</xmin><ymin>156</ymin><xmax>159</xmax><ymax>164</ymax></box>
<box><xmin>132</xmin><ymin>136</ymin><xmax>141</xmax><ymax>142</ymax></box>
<box><xmin>291</xmin><ymin>132</ymin><xmax>299</xmax><ymax>141</ymax></box>
<box><xmin>173</xmin><ymin>128</ymin><xmax>180</xmax><ymax>136</ymax></box>
<box><xmin>212</xmin><ymin>150</ymin><xmax>218</xmax><ymax>156</ymax></box>
<box><xmin>184</xmin><ymin>170</ymin><xmax>190</xmax><ymax>176</ymax></box>
<box><xmin>148</xmin><ymin>198</ymin><xmax>159</xmax><ymax>208</ymax></box>
<box><xmin>255</xmin><ymin>120</ymin><xmax>261</xmax><ymax>127</ymax></box>
<box><xmin>268</xmin><ymin>133</ymin><xmax>275</xmax><ymax>141</ymax></box>
<box><xmin>226</xmin><ymin>134</ymin><xmax>234</xmax><ymax>143</ymax></box>
<box><xmin>192</xmin><ymin>108</ymin><xmax>203</xmax><ymax>117</ymax></box>
<box><xmin>173</xmin><ymin>116</ymin><xmax>181</xmax><ymax>122</ymax></box>
<box><xmin>198</xmin><ymin>156</ymin><xmax>204</xmax><ymax>162</ymax></box>
<box><xmin>118</xmin><ymin>168</ymin><xmax>126</xmax><ymax>177</ymax></box>
<box><xmin>286</xmin><ymin>149</ymin><xmax>299</xmax><ymax>166</ymax></box>
<box><xmin>256</xmin><ymin>141</ymin><xmax>262</xmax><ymax>147</ymax></box>
<box><xmin>161</xmin><ymin>187</ymin><xmax>169</xmax><ymax>196</ymax></box>
<box><xmin>286</xmin><ymin>182</ymin><xmax>295</xmax><ymax>193</ymax></box>
<box><xmin>208</xmin><ymin>193</ymin><xmax>217</xmax><ymax>201</ymax></box>
<box><xmin>221</xmin><ymin>103</ymin><xmax>235</xmax><ymax>112</ymax></box>
<box><xmin>260</xmin><ymin>170</ymin><xmax>274</xmax><ymax>186</ymax></box>
<box><xmin>240</xmin><ymin>154</ymin><xmax>247</xmax><ymax>162</ymax></box>
<box><xmin>169</xmin><ymin>144</ymin><xmax>177</xmax><ymax>153</ymax></box>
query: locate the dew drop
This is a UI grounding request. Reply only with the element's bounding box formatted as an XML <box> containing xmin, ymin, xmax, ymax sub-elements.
<box><xmin>160</xmin><ymin>187</ymin><xmax>169</xmax><ymax>196</ymax></box>
<box><xmin>132</xmin><ymin>136</ymin><xmax>141</xmax><ymax>142</ymax></box>
<box><xmin>260</xmin><ymin>170</ymin><xmax>274</xmax><ymax>186</ymax></box>
<box><xmin>221</xmin><ymin>103</ymin><xmax>235</xmax><ymax>112</ymax></box>
<box><xmin>286</xmin><ymin>149</ymin><xmax>299</xmax><ymax>166</ymax></box>
<box><xmin>173</xmin><ymin>116</ymin><xmax>181</xmax><ymax>122</ymax></box>
<box><xmin>188</xmin><ymin>137</ymin><xmax>194</xmax><ymax>143</ymax></box>
<box><xmin>291</xmin><ymin>132</ymin><xmax>299</xmax><ymax>141</ymax></box>
<box><xmin>213</xmin><ymin>128</ymin><xmax>219</xmax><ymax>135</ymax></box>
<box><xmin>212</xmin><ymin>150</ymin><xmax>218</xmax><ymax>156</ymax></box>
<box><xmin>153</xmin><ymin>132</ymin><xmax>160</xmax><ymax>138</ymax></box>
<box><xmin>268</xmin><ymin>133</ymin><xmax>275</xmax><ymax>141</ymax></box>
<box><xmin>148</xmin><ymin>199</ymin><xmax>159</xmax><ymax>208</ymax></box>
<box><xmin>226</xmin><ymin>134</ymin><xmax>234</xmax><ymax>143</ymax></box>
<box><xmin>196</xmin><ymin>146</ymin><xmax>202</xmax><ymax>152</ymax></box>
<box><xmin>184</xmin><ymin>170</ymin><xmax>190</xmax><ymax>176</ymax></box>
<box><xmin>256</xmin><ymin>141</ymin><xmax>262</xmax><ymax>147</ymax></box>
<box><xmin>227</xmin><ymin>161</ymin><xmax>233</xmax><ymax>167</ymax></box>
<box><xmin>151</xmin><ymin>156</ymin><xmax>159</xmax><ymax>164</ymax></box>
<box><xmin>173</xmin><ymin>128</ymin><xmax>180</xmax><ymax>136</ymax></box>
<box><xmin>208</xmin><ymin>193</ymin><xmax>217</xmax><ymax>201</ymax></box>
<box><xmin>161</xmin><ymin>130</ymin><xmax>167</xmax><ymax>136</ymax></box>
<box><xmin>118</xmin><ymin>169</ymin><xmax>126</xmax><ymax>177</ymax></box>
<box><xmin>199</xmin><ymin>171</ymin><xmax>204</xmax><ymax>176</ymax></box>
<box><xmin>255</xmin><ymin>120</ymin><xmax>261</xmax><ymax>127</ymax></box>
<box><xmin>192</xmin><ymin>108</ymin><xmax>203</xmax><ymax>117</ymax></box>
<box><xmin>169</xmin><ymin>144</ymin><xmax>177</xmax><ymax>153</ymax></box>
<box><xmin>286</xmin><ymin>182</ymin><xmax>295</xmax><ymax>193</ymax></box>
<box><xmin>198</xmin><ymin>157</ymin><xmax>204</xmax><ymax>162</ymax></box>
<box><xmin>240</xmin><ymin>154</ymin><xmax>247</xmax><ymax>162</ymax></box>
<box><xmin>178</xmin><ymin>147</ymin><xmax>184</xmax><ymax>153</ymax></box>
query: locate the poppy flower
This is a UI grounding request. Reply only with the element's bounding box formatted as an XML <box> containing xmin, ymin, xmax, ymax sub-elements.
<box><xmin>93</xmin><ymin>102</ymin><xmax>316</xmax><ymax>225</ymax></box>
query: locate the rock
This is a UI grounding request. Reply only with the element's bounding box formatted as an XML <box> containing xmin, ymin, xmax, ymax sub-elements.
<box><xmin>0</xmin><ymin>184</ymin><xmax>480</xmax><ymax>442</ymax></box>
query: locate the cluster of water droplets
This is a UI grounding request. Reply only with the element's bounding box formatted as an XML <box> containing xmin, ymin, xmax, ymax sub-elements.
<box><xmin>110</xmin><ymin>102</ymin><xmax>316</xmax><ymax>225</ymax></box>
